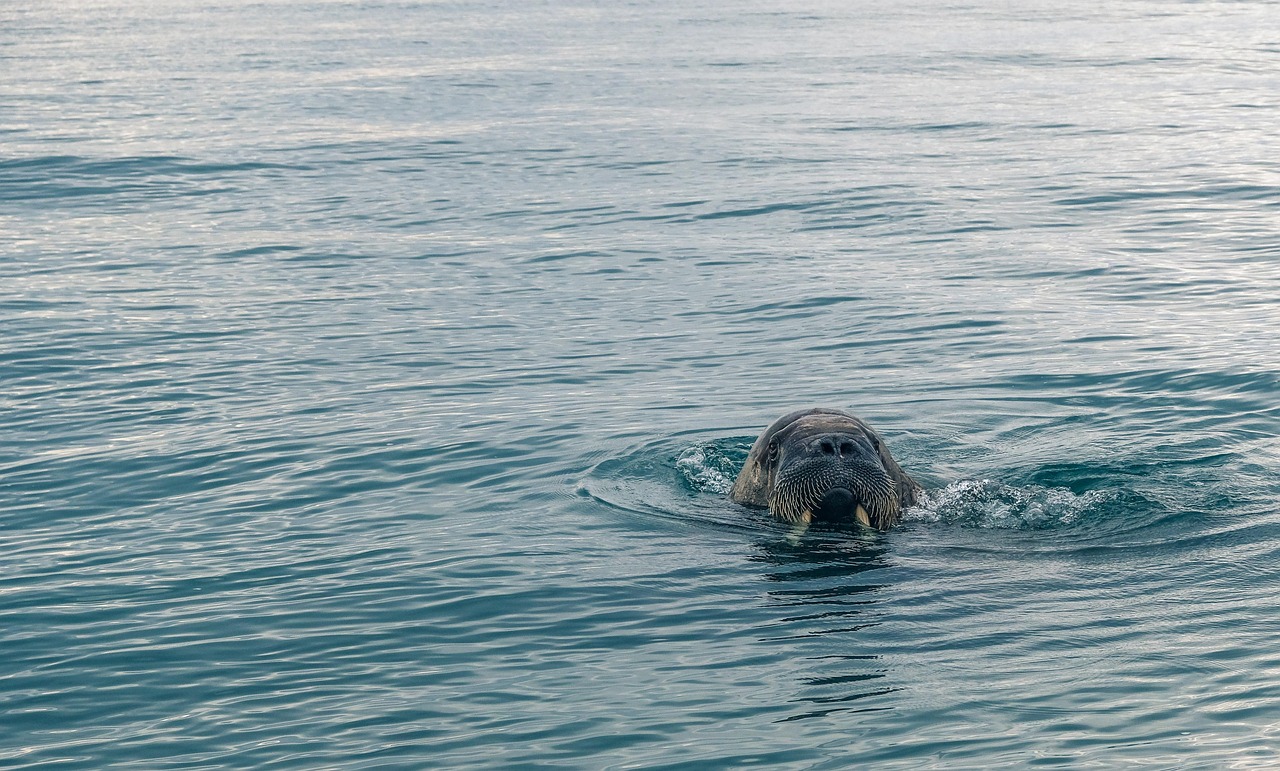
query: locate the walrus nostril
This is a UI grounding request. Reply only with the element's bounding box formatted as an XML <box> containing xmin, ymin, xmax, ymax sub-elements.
<box><xmin>814</xmin><ymin>435</ymin><xmax>864</xmax><ymax>458</ymax></box>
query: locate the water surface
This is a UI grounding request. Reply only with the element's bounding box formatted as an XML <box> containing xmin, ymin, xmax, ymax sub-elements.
<box><xmin>3</xmin><ymin>0</ymin><xmax>1280</xmax><ymax>767</ymax></box>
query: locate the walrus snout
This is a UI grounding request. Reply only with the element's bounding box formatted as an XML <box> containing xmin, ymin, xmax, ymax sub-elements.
<box><xmin>771</xmin><ymin>441</ymin><xmax>889</xmax><ymax>526</ymax></box>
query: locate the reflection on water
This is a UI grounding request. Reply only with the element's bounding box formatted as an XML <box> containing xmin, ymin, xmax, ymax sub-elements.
<box><xmin>752</xmin><ymin>531</ymin><xmax>899</xmax><ymax>722</ymax></box>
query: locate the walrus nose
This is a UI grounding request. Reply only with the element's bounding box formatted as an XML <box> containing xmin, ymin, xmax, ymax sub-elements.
<box><xmin>814</xmin><ymin>434</ymin><xmax>861</xmax><ymax>458</ymax></box>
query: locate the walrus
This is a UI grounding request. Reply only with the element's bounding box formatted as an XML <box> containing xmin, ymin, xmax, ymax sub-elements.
<box><xmin>730</xmin><ymin>408</ymin><xmax>921</xmax><ymax>530</ymax></box>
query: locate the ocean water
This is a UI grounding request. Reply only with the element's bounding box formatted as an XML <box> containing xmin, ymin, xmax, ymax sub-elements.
<box><xmin>3</xmin><ymin>0</ymin><xmax>1280</xmax><ymax>767</ymax></box>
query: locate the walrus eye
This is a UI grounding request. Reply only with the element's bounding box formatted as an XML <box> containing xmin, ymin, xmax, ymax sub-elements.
<box><xmin>767</xmin><ymin>441</ymin><xmax>779</xmax><ymax>461</ymax></box>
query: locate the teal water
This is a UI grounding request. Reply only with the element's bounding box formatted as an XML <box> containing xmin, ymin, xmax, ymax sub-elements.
<box><xmin>4</xmin><ymin>0</ymin><xmax>1280</xmax><ymax>767</ymax></box>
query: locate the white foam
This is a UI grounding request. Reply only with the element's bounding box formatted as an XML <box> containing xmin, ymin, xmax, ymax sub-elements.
<box><xmin>907</xmin><ymin>478</ymin><xmax>1113</xmax><ymax>530</ymax></box>
<box><xmin>675</xmin><ymin>444</ymin><xmax>741</xmax><ymax>495</ymax></box>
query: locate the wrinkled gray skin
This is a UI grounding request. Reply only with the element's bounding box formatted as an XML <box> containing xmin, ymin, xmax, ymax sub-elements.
<box><xmin>730</xmin><ymin>408</ymin><xmax>921</xmax><ymax>530</ymax></box>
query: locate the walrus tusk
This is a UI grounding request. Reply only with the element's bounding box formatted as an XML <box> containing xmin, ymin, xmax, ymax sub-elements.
<box><xmin>788</xmin><ymin>511</ymin><xmax>813</xmax><ymax>544</ymax></box>
<box><xmin>855</xmin><ymin>504</ymin><xmax>871</xmax><ymax>527</ymax></box>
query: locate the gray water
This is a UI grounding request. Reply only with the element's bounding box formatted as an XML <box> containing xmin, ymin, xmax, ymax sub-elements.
<box><xmin>4</xmin><ymin>0</ymin><xmax>1280</xmax><ymax>767</ymax></box>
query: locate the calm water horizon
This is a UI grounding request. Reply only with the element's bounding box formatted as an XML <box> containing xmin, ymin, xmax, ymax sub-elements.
<box><xmin>3</xmin><ymin>0</ymin><xmax>1280</xmax><ymax>767</ymax></box>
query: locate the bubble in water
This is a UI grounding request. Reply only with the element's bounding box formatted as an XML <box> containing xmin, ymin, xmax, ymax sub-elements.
<box><xmin>675</xmin><ymin>443</ymin><xmax>742</xmax><ymax>495</ymax></box>
<box><xmin>908</xmin><ymin>479</ymin><xmax>1113</xmax><ymax>530</ymax></box>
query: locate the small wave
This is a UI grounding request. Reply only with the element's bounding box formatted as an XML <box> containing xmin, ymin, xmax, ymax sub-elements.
<box><xmin>579</xmin><ymin>437</ymin><xmax>766</xmax><ymax>536</ymax></box>
<box><xmin>908</xmin><ymin>479</ymin><xmax>1114</xmax><ymax>530</ymax></box>
<box><xmin>674</xmin><ymin>442</ymin><xmax>744</xmax><ymax>495</ymax></box>
<box><xmin>597</xmin><ymin>441</ymin><xmax>1153</xmax><ymax>540</ymax></box>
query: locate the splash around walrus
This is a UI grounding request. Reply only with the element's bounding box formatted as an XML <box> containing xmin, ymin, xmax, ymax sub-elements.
<box><xmin>730</xmin><ymin>408</ymin><xmax>921</xmax><ymax>530</ymax></box>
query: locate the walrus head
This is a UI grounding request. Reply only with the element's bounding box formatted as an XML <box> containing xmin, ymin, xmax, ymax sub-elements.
<box><xmin>730</xmin><ymin>408</ymin><xmax>921</xmax><ymax>530</ymax></box>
